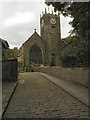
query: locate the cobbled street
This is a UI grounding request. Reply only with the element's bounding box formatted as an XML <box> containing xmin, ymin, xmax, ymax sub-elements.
<box><xmin>3</xmin><ymin>72</ymin><xmax>88</xmax><ymax>118</ymax></box>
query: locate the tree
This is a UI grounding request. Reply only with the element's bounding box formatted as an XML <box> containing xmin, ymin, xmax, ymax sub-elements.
<box><xmin>45</xmin><ymin>1</ymin><xmax>89</xmax><ymax>67</ymax></box>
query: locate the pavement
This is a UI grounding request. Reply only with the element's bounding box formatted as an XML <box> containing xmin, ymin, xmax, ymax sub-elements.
<box><xmin>3</xmin><ymin>72</ymin><xmax>88</xmax><ymax>118</ymax></box>
<box><xmin>39</xmin><ymin>72</ymin><xmax>88</xmax><ymax>107</ymax></box>
<box><xmin>2</xmin><ymin>81</ymin><xmax>18</xmax><ymax>116</ymax></box>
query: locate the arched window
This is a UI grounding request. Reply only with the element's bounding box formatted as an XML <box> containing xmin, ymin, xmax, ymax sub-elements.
<box><xmin>52</xmin><ymin>25</ymin><xmax>55</xmax><ymax>33</ymax></box>
<box><xmin>29</xmin><ymin>44</ymin><xmax>42</xmax><ymax>64</ymax></box>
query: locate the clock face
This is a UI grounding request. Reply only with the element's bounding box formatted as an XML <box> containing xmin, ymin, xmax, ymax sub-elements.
<box><xmin>50</xmin><ymin>18</ymin><xmax>56</xmax><ymax>24</ymax></box>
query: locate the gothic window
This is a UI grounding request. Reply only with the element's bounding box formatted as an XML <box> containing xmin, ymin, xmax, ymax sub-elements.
<box><xmin>52</xmin><ymin>25</ymin><xmax>55</xmax><ymax>33</ymax></box>
<box><xmin>29</xmin><ymin>44</ymin><xmax>42</xmax><ymax>64</ymax></box>
<box><xmin>52</xmin><ymin>26</ymin><xmax>55</xmax><ymax>28</ymax></box>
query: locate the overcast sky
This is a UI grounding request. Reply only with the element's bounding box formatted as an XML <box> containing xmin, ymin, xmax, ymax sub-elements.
<box><xmin>0</xmin><ymin>0</ymin><xmax>73</xmax><ymax>49</ymax></box>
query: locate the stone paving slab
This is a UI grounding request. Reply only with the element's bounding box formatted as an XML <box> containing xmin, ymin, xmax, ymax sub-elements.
<box><xmin>2</xmin><ymin>81</ymin><xmax>18</xmax><ymax>114</ymax></box>
<box><xmin>3</xmin><ymin>72</ymin><xmax>88</xmax><ymax>118</ymax></box>
<box><xmin>39</xmin><ymin>72</ymin><xmax>88</xmax><ymax>106</ymax></box>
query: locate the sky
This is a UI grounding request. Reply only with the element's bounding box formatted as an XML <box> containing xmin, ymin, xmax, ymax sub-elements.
<box><xmin>0</xmin><ymin>0</ymin><xmax>73</xmax><ymax>49</ymax></box>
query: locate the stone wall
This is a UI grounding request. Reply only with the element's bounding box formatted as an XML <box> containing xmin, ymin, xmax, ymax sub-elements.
<box><xmin>3</xmin><ymin>47</ymin><xmax>18</xmax><ymax>60</ymax></box>
<box><xmin>33</xmin><ymin>67</ymin><xmax>88</xmax><ymax>87</ymax></box>
<box><xmin>2</xmin><ymin>59</ymin><xmax>18</xmax><ymax>81</ymax></box>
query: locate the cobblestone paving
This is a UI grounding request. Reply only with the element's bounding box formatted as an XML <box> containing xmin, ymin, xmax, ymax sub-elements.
<box><xmin>2</xmin><ymin>81</ymin><xmax>17</xmax><ymax>112</ymax></box>
<box><xmin>3</xmin><ymin>72</ymin><xmax>88</xmax><ymax>118</ymax></box>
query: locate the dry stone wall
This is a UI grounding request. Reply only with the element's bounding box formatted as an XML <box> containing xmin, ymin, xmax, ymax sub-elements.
<box><xmin>33</xmin><ymin>67</ymin><xmax>88</xmax><ymax>87</ymax></box>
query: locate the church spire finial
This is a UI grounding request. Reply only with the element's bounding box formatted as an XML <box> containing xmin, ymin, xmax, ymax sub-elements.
<box><xmin>58</xmin><ymin>11</ymin><xmax>60</xmax><ymax>16</ymax></box>
<box><xmin>34</xmin><ymin>29</ymin><xmax>36</xmax><ymax>32</ymax></box>
<box><xmin>42</xmin><ymin>11</ymin><xmax>44</xmax><ymax>16</ymax></box>
<box><xmin>52</xmin><ymin>8</ymin><xmax>53</xmax><ymax>14</ymax></box>
<box><xmin>45</xmin><ymin>8</ymin><xmax>47</xmax><ymax>14</ymax></box>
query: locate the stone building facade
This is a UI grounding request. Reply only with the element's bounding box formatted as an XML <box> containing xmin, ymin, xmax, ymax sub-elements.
<box><xmin>0</xmin><ymin>38</ymin><xmax>18</xmax><ymax>81</ymax></box>
<box><xmin>18</xmin><ymin>10</ymin><xmax>61</xmax><ymax>71</ymax></box>
<box><xmin>0</xmin><ymin>38</ymin><xmax>18</xmax><ymax>60</ymax></box>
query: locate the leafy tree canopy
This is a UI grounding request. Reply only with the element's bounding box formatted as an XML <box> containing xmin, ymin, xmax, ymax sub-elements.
<box><xmin>45</xmin><ymin>1</ymin><xmax>89</xmax><ymax>67</ymax></box>
<box><xmin>45</xmin><ymin>1</ymin><xmax>89</xmax><ymax>38</ymax></box>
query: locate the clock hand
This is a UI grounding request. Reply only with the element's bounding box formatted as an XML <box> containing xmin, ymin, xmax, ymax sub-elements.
<box><xmin>52</xmin><ymin>19</ymin><xmax>54</xmax><ymax>23</ymax></box>
<box><xmin>52</xmin><ymin>20</ymin><xmax>55</xmax><ymax>23</ymax></box>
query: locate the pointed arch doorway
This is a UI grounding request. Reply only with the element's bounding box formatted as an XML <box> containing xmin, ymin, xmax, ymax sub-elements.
<box><xmin>29</xmin><ymin>44</ymin><xmax>42</xmax><ymax>65</ymax></box>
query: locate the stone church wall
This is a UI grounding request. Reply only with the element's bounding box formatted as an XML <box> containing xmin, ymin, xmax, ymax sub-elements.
<box><xmin>2</xmin><ymin>59</ymin><xmax>18</xmax><ymax>81</ymax></box>
<box><xmin>33</xmin><ymin>67</ymin><xmax>88</xmax><ymax>87</ymax></box>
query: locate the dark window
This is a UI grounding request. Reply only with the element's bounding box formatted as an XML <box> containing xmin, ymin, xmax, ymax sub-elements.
<box><xmin>52</xmin><ymin>26</ymin><xmax>55</xmax><ymax>33</ymax></box>
<box><xmin>29</xmin><ymin>44</ymin><xmax>42</xmax><ymax>64</ymax></box>
<box><xmin>52</xmin><ymin>26</ymin><xmax>55</xmax><ymax>28</ymax></box>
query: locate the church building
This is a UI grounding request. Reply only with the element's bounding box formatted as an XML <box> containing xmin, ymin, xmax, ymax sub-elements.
<box><xmin>18</xmin><ymin>8</ymin><xmax>61</xmax><ymax>71</ymax></box>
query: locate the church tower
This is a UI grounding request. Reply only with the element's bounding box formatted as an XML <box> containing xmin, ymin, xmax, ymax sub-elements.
<box><xmin>40</xmin><ymin>8</ymin><xmax>61</xmax><ymax>66</ymax></box>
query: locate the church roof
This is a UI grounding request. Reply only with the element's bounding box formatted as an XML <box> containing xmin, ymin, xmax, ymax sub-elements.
<box><xmin>23</xmin><ymin>30</ymin><xmax>43</xmax><ymax>46</ymax></box>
